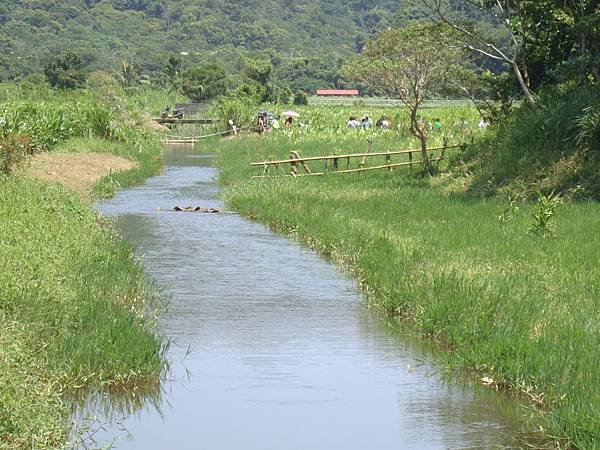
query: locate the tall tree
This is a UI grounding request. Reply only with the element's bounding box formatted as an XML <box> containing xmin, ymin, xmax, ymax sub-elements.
<box><xmin>343</xmin><ymin>23</ymin><xmax>464</xmax><ymax>169</ymax></box>
<box><xmin>44</xmin><ymin>52</ymin><xmax>86</xmax><ymax>89</ymax></box>
<box><xmin>421</xmin><ymin>0</ymin><xmax>536</xmax><ymax>104</ymax></box>
<box><xmin>182</xmin><ymin>63</ymin><xmax>228</xmax><ymax>102</ymax></box>
<box><xmin>422</xmin><ymin>0</ymin><xmax>599</xmax><ymax>104</ymax></box>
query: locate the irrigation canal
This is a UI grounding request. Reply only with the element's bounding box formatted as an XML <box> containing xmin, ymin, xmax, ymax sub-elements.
<box><xmin>82</xmin><ymin>145</ymin><xmax>524</xmax><ymax>449</ymax></box>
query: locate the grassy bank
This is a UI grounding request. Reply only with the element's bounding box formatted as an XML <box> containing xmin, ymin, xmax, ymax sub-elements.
<box><xmin>0</xmin><ymin>85</ymin><xmax>168</xmax><ymax>448</ymax></box>
<box><xmin>205</xmin><ymin>119</ymin><xmax>600</xmax><ymax>447</ymax></box>
<box><xmin>457</xmin><ymin>84</ymin><xmax>600</xmax><ymax>200</ymax></box>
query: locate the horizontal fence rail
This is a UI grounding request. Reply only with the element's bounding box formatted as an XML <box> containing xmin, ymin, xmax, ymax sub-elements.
<box><xmin>250</xmin><ymin>145</ymin><xmax>464</xmax><ymax>166</ymax></box>
<box><xmin>272</xmin><ymin>157</ymin><xmax>446</xmax><ymax>177</ymax></box>
<box><xmin>152</xmin><ymin>118</ymin><xmax>218</xmax><ymax>125</ymax></box>
<box><xmin>251</xmin><ymin>142</ymin><xmax>465</xmax><ymax>178</ymax></box>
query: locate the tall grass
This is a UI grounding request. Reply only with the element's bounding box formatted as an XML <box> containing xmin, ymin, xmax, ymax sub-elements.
<box><xmin>462</xmin><ymin>84</ymin><xmax>600</xmax><ymax>200</ymax></box>
<box><xmin>210</xmin><ymin>101</ymin><xmax>480</xmax><ymax>147</ymax></box>
<box><xmin>0</xmin><ymin>178</ymin><xmax>165</xmax><ymax>447</ymax></box>
<box><xmin>0</xmin><ymin>84</ymin><xmax>169</xmax><ymax>449</ymax></box>
<box><xmin>204</xmin><ymin>128</ymin><xmax>600</xmax><ymax>448</ymax></box>
<box><xmin>0</xmin><ymin>91</ymin><xmax>147</xmax><ymax>150</ymax></box>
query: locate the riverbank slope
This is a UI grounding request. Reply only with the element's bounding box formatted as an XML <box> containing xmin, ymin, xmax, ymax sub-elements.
<box><xmin>210</xmin><ymin>128</ymin><xmax>600</xmax><ymax>448</ymax></box>
<box><xmin>0</xmin><ymin>85</ymin><xmax>169</xmax><ymax>448</ymax></box>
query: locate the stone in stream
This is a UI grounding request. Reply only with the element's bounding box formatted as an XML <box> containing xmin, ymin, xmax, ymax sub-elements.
<box><xmin>172</xmin><ymin>205</ymin><xmax>221</xmax><ymax>213</ymax></box>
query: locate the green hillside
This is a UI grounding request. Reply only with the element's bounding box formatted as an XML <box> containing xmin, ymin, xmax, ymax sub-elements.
<box><xmin>0</xmin><ymin>0</ymin><xmax>407</xmax><ymax>81</ymax></box>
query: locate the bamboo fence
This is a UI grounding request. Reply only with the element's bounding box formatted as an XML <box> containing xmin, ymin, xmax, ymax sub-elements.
<box><xmin>251</xmin><ymin>141</ymin><xmax>465</xmax><ymax>178</ymax></box>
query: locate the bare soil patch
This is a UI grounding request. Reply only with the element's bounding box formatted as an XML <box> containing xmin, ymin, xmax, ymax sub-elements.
<box><xmin>26</xmin><ymin>152</ymin><xmax>138</xmax><ymax>199</ymax></box>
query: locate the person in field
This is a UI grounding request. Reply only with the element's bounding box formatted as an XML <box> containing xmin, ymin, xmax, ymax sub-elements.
<box><xmin>361</xmin><ymin>116</ymin><xmax>373</xmax><ymax>130</ymax></box>
<box><xmin>376</xmin><ymin>116</ymin><xmax>390</xmax><ymax>130</ymax></box>
<box><xmin>347</xmin><ymin>117</ymin><xmax>361</xmax><ymax>129</ymax></box>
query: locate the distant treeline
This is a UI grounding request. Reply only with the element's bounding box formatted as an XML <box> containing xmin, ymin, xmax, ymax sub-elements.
<box><xmin>0</xmin><ymin>0</ymin><xmax>501</xmax><ymax>91</ymax></box>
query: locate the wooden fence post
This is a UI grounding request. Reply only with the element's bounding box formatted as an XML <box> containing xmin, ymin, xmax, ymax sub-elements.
<box><xmin>289</xmin><ymin>151</ymin><xmax>298</xmax><ymax>177</ymax></box>
<box><xmin>228</xmin><ymin>119</ymin><xmax>237</xmax><ymax>136</ymax></box>
<box><xmin>386</xmin><ymin>148</ymin><xmax>392</xmax><ymax>170</ymax></box>
<box><xmin>438</xmin><ymin>137</ymin><xmax>448</xmax><ymax>167</ymax></box>
<box><xmin>290</xmin><ymin>151</ymin><xmax>311</xmax><ymax>175</ymax></box>
<box><xmin>359</xmin><ymin>139</ymin><xmax>373</xmax><ymax>174</ymax></box>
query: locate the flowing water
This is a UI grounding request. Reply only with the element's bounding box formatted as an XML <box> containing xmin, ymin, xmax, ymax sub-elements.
<box><xmin>84</xmin><ymin>145</ymin><xmax>524</xmax><ymax>449</ymax></box>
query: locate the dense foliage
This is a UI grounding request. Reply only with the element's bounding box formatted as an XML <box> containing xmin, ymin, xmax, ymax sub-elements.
<box><xmin>43</xmin><ymin>52</ymin><xmax>86</xmax><ymax>89</ymax></box>
<box><xmin>0</xmin><ymin>0</ymin><xmax>502</xmax><ymax>94</ymax></box>
<box><xmin>182</xmin><ymin>62</ymin><xmax>228</xmax><ymax>101</ymax></box>
<box><xmin>0</xmin><ymin>0</ymin><xmax>405</xmax><ymax>84</ymax></box>
<box><xmin>457</xmin><ymin>84</ymin><xmax>600</xmax><ymax>200</ymax></box>
<box><xmin>422</xmin><ymin>0</ymin><xmax>599</xmax><ymax>105</ymax></box>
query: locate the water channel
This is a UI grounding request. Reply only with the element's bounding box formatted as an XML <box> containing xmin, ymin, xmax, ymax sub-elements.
<box><xmin>85</xmin><ymin>145</ymin><xmax>524</xmax><ymax>449</ymax></box>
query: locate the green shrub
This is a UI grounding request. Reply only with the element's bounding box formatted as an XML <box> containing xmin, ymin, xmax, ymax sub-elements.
<box><xmin>0</xmin><ymin>134</ymin><xmax>33</xmax><ymax>175</ymax></box>
<box><xmin>528</xmin><ymin>190</ymin><xmax>562</xmax><ymax>237</ymax></box>
<box><xmin>43</xmin><ymin>52</ymin><xmax>87</xmax><ymax>90</ymax></box>
<box><xmin>575</xmin><ymin>105</ymin><xmax>600</xmax><ymax>156</ymax></box>
<box><xmin>294</xmin><ymin>91</ymin><xmax>308</xmax><ymax>106</ymax></box>
<box><xmin>463</xmin><ymin>84</ymin><xmax>600</xmax><ymax>199</ymax></box>
<box><xmin>213</xmin><ymin>97</ymin><xmax>256</xmax><ymax>129</ymax></box>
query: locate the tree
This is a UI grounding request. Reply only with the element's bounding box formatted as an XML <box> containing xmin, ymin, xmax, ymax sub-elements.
<box><xmin>44</xmin><ymin>52</ymin><xmax>86</xmax><ymax>89</ymax></box>
<box><xmin>421</xmin><ymin>0</ymin><xmax>536</xmax><ymax>105</ymax></box>
<box><xmin>242</xmin><ymin>58</ymin><xmax>277</xmax><ymax>103</ymax></box>
<box><xmin>164</xmin><ymin>55</ymin><xmax>183</xmax><ymax>102</ymax></box>
<box><xmin>165</xmin><ymin>55</ymin><xmax>182</xmax><ymax>80</ymax></box>
<box><xmin>243</xmin><ymin>58</ymin><xmax>273</xmax><ymax>85</ymax></box>
<box><xmin>343</xmin><ymin>23</ymin><xmax>464</xmax><ymax>169</ymax></box>
<box><xmin>182</xmin><ymin>63</ymin><xmax>228</xmax><ymax>102</ymax></box>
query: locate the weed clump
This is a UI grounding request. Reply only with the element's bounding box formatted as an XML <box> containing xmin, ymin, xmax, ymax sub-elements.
<box><xmin>0</xmin><ymin>134</ymin><xmax>33</xmax><ymax>175</ymax></box>
<box><xmin>528</xmin><ymin>190</ymin><xmax>562</xmax><ymax>237</ymax></box>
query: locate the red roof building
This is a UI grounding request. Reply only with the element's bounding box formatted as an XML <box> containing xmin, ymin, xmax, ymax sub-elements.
<box><xmin>316</xmin><ymin>89</ymin><xmax>359</xmax><ymax>96</ymax></box>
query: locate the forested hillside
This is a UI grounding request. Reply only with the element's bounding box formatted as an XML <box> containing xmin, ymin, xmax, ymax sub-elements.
<box><xmin>0</xmin><ymin>0</ymin><xmax>406</xmax><ymax>82</ymax></box>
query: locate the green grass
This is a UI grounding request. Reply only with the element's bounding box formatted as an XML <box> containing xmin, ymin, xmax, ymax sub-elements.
<box><xmin>0</xmin><ymin>85</ymin><xmax>168</xmax><ymax>449</ymax></box>
<box><xmin>0</xmin><ymin>178</ymin><xmax>165</xmax><ymax>448</ymax></box>
<box><xmin>460</xmin><ymin>84</ymin><xmax>600</xmax><ymax>200</ymax></box>
<box><xmin>204</xmin><ymin>128</ymin><xmax>600</xmax><ymax>448</ymax></box>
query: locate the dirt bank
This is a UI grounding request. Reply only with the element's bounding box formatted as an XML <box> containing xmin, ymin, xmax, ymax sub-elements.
<box><xmin>26</xmin><ymin>152</ymin><xmax>138</xmax><ymax>199</ymax></box>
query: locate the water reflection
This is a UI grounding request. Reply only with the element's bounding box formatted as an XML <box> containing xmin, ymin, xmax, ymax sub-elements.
<box><xmin>78</xmin><ymin>381</ymin><xmax>164</xmax><ymax>424</ymax></box>
<box><xmin>78</xmin><ymin>145</ymin><xmax>524</xmax><ymax>449</ymax></box>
